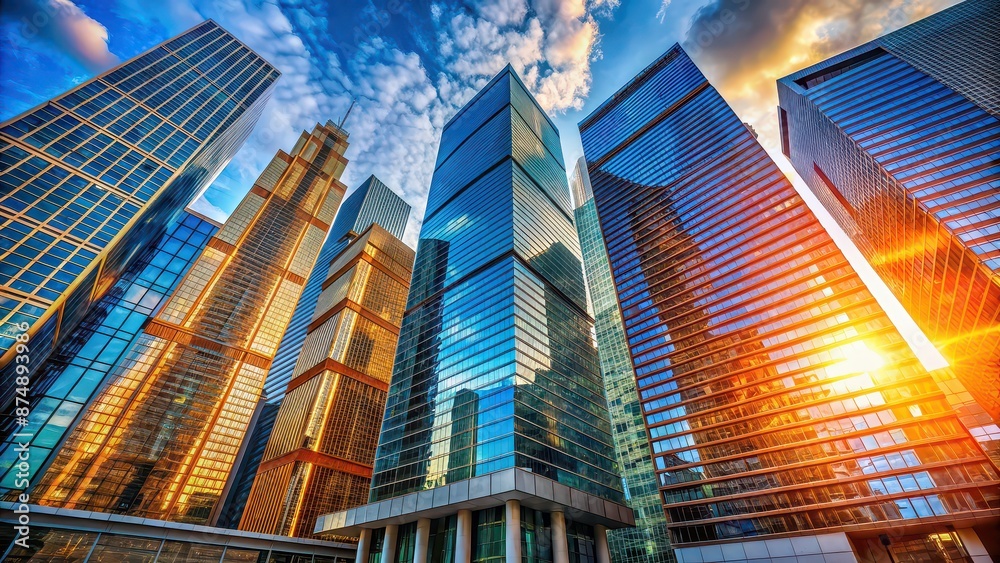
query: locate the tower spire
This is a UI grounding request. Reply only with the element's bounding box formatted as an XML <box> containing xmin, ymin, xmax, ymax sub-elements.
<box><xmin>338</xmin><ymin>98</ymin><xmax>356</xmax><ymax>129</ymax></box>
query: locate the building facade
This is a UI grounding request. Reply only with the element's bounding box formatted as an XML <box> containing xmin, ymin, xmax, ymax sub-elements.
<box><xmin>0</xmin><ymin>501</ymin><xmax>355</xmax><ymax>562</ymax></box>
<box><xmin>0</xmin><ymin>210</ymin><xmax>218</xmax><ymax>498</ymax></box>
<box><xmin>579</xmin><ymin>46</ymin><xmax>1000</xmax><ymax>562</ymax></box>
<box><xmin>0</xmin><ymin>20</ymin><xmax>277</xmax><ymax>375</ymax></box>
<box><xmin>218</xmin><ymin>174</ymin><xmax>411</xmax><ymax>528</ymax></box>
<box><xmin>239</xmin><ymin>223</ymin><xmax>413</xmax><ymax>538</ymax></box>
<box><xmin>777</xmin><ymin>0</ymin><xmax>1000</xmax><ymax>421</ymax></box>
<box><xmin>27</xmin><ymin>122</ymin><xmax>351</xmax><ymax>524</ymax></box>
<box><xmin>264</xmin><ymin>174</ymin><xmax>411</xmax><ymax>406</ymax></box>
<box><xmin>315</xmin><ymin>65</ymin><xmax>634</xmax><ymax>563</ymax></box>
<box><xmin>215</xmin><ymin>400</ymin><xmax>280</xmax><ymax>529</ymax></box>
<box><xmin>571</xmin><ymin>158</ymin><xmax>674</xmax><ymax>563</ymax></box>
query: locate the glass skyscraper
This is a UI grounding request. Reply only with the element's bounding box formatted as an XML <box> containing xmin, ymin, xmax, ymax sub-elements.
<box><xmin>315</xmin><ymin>65</ymin><xmax>633</xmax><ymax>563</ymax></box>
<box><xmin>0</xmin><ymin>210</ymin><xmax>218</xmax><ymax>497</ymax></box>
<box><xmin>0</xmin><ymin>20</ymin><xmax>278</xmax><ymax>375</ymax></box>
<box><xmin>777</xmin><ymin>0</ymin><xmax>1000</xmax><ymax>422</ymax></box>
<box><xmin>240</xmin><ymin>223</ymin><xmax>413</xmax><ymax>538</ymax></box>
<box><xmin>264</xmin><ymin>174</ymin><xmax>410</xmax><ymax>404</ymax></box>
<box><xmin>29</xmin><ymin>121</ymin><xmax>351</xmax><ymax>524</ymax></box>
<box><xmin>217</xmin><ymin>174</ymin><xmax>410</xmax><ymax>528</ymax></box>
<box><xmin>571</xmin><ymin>158</ymin><xmax>673</xmax><ymax>563</ymax></box>
<box><xmin>580</xmin><ymin>46</ymin><xmax>999</xmax><ymax>562</ymax></box>
<box><xmin>215</xmin><ymin>397</ymin><xmax>280</xmax><ymax>528</ymax></box>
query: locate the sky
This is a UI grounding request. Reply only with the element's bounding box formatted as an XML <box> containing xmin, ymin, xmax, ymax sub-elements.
<box><xmin>0</xmin><ymin>0</ymin><xmax>957</xmax><ymax>366</ymax></box>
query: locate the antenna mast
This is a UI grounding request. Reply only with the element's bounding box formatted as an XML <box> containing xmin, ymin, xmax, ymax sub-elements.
<box><xmin>338</xmin><ymin>98</ymin><xmax>356</xmax><ymax>129</ymax></box>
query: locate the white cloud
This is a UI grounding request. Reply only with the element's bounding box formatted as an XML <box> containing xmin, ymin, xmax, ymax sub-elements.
<box><xmin>434</xmin><ymin>0</ymin><xmax>606</xmax><ymax>114</ymax></box>
<box><xmin>85</xmin><ymin>0</ymin><xmax>620</xmax><ymax>248</ymax></box>
<box><xmin>657</xmin><ymin>0</ymin><xmax>672</xmax><ymax>23</ymax></box>
<box><xmin>186</xmin><ymin>194</ymin><xmax>228</xmax><ymax>224</ymax></box>
<box><xmin>590</xmin><ymin>0</ymin><xmax>620</xmax><ymax>15</ymax></box>
<box><xmin>477</xmin><ymin>0</ymin><xmax>529</xmax><ymax>27</ymax></box>
<box><xmin>1</xmin><ymin>0</ymin><xmax>118</xmax><ymax>71</ymax></box>
<box><xmin>206</xmin><ymin>0</ymin><xmax>618</xmax><ymax>247</ymax></box>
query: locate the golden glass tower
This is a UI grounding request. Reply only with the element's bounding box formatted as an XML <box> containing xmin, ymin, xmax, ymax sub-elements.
<box><xmin>29</xmin><ymin>121</ymin><xmax>350</xmax><ymax>524</ymax></box>
<box><xmin>239</xmin><ymin>223</ymin><xmax>414</xmax><ymax>538</ymax></box>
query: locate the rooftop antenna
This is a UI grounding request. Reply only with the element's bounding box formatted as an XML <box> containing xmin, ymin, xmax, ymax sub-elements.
<box><xmin>338</xmin><ymin>98</ymin><xmax>356</xmax><ymax>130</ymax></box>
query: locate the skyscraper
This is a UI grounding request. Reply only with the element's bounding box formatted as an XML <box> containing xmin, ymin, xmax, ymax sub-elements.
<box><xmin>315</xmin><ymin>65</ymin><xmax>634</xmax><ymax>563</ymax></box>
<box><xmin>580</xmin><ymin>46</ymin><xmax>1000</xmax><ymax>562</ymax></box>
<box><xmin>29</xmin><ymin>121</ymin><xmax>351</xmax><ymax>524</ymax></box>
<box><xmin>777</xmin><ymin>0</ymin><xmax>1000</xmax><ymax>421</ymax></box>
<box><xmin>0</xmin><ymin>20</ymin><xmax>278</xmax><ymax>374</ymax></box>
<box><xmin>214</xmin><ymin>394</ymin><xmax>280</xmax><ymax>529</ymax></box>
<box><xmin>0</xmin><ymin>210</ymin><xmax>218</xmax><ymax>498</ymax></box>
<box><xmin>239</xmin><ymin>223</ymin><xmax>413</xmax><ymax>538</ymax></box>
<box><xmin>264</xmin><ymin>174</ymin><xmax>411</xmax><ymax>405</ymax></box>
<box><xmin>571</xmin><ymin>158</ymin><xmax>673</xmax><ymax>563</ymax></box>
<box><xmin>217</xmin><ymin>174</ymin><xmax>410</xmax><ymax>528</ymax></box>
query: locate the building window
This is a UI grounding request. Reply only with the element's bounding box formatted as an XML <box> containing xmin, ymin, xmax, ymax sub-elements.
<box><xmin>814</xmin><ymin>163</ymin><xmax>857</xmax><ymax>219</ymax></box>
<box><xmin>793</xmin><ymin>47</ymin><xmax>888</xmax><ymax>89</ymax></box>
<box><xmin>779</xmin><ymin>107</ymin><xmax>791</xmax><ymax>157</ymax></box>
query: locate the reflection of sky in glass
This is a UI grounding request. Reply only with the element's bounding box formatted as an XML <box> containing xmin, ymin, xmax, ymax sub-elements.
<box><xmin>580</xmin><ymin>45</ymin><xmax>999</xmax><ymax>544</ymax></box>
<box><xmin>370</xmin><ymin>67</ymin><xmax>622</xmax><ymax>504</ymax></box>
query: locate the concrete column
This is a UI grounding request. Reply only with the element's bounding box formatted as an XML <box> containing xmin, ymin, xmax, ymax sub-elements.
<box><xmin>413</xmin><ymin>517</ymin><xmax>431</xmax><ymax>563</ymax></box>
<box><xmin>456</xmin><ymin>509</ymin><xmax>473</xmax><ymax>563</ymax></box>
<box><xmin>551</xmin><ymin>511</ymin><xmax>569</xmax><ymax>563</ymax></box>
<box><xmin>594</xmin><ymin>524</ymin><xmax>611</xmax><ymax>563</ymax></box>
<box><xmin>506</xmin><ymin>499</ymin><xmax>522</xmax><ymax>563</ymax></box>
<box><xmin>355</xmin><ymin>529</ymin><xmax>372</xmax><ymax>563</ymax></box>
<box><xmin>382</xmin><ymin>524</ymin><xmax>398</xmax><ymax>563</ymax></box>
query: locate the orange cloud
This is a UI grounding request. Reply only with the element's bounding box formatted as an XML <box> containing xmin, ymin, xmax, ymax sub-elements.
<box><xmin>3</xmin><ymin>0</ymin><xmax>118</xmax><ymax>71</ymax></box>
<box><xmin>682</xmin><ymin>0</ymin><xmax>960</xmax><ymax>157</ymax></box>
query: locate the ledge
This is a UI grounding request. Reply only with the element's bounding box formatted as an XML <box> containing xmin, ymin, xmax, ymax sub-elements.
<box><xmin>0</xmin><ymin>502</ymin><xmax>355</xmax><ymax>557</ymax></box>
<box><xmin>315</xmin><ymin>468</ymin><xmax>635</xmax><ymax>536</ymax></box>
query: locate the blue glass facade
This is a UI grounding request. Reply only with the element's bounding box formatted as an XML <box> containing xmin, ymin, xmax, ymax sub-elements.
<box><xmin>580</xmin><ymin>45</ymin><xmax>1000</xmax><ymax>555</ymax></box>
<box><xmin>778</xmin><ymin>0</ymin><xmax>1000</xmax><ymax>421</ymax></box>
<box><xmin>571</xmin><ymin>159</ymin><xmax>673</xmax><ymax>562</ymax></box>
<box><xmin>369</xmin><ymin>66</ymin><xmax>622</xmax><ymax>504</ymax></box>
<box><xmin>0</xmin><ymin>20</ymin><xmax>277</xmax><ymax>392</ymax></box>
<box><xmin>315</xmin><ymin>68</ymin><xmax>632</xmax><ymax>563</ymax></box>
<box><xmin>0</xmin><ymin>211</ymin><xmax>218</xmax><ymax>497</ymax></box>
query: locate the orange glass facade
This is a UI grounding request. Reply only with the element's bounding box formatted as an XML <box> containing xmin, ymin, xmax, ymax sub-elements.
<box><xmin>29</xmin><ymin>122</ymin><xmax>350</xmax><ymax>523</ymax></box>
<box><xmin>239</xmin><ymin>223</ymin><xmax>413</xmax><ymax>538</ymax></box>
<box><xmin>777</xmin><ymin>0</ymin><xmax>1000</xmax><ymax>422</ymax></box>
<box><xmin>579</xmin><ymin>46</ymin><xmax>1000</xmax><ymax>556</ymax></box>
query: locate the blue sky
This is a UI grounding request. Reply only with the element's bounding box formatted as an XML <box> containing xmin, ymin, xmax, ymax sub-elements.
<box><xmin>0</xmin><ymin>0</ymin><xmax>955</xmax><ymax>368</ymax></box>
<box><xmin>0</xmin><ymin>0</ymin><xmax>957</xmax><ymax>246</ymax></box>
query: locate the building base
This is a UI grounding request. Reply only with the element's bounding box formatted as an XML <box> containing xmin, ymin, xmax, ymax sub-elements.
<box><xmin>316</xmin><ymin>468</ymin><xmax>635</xmax><ymax>562</ymax></box>
<box><xmin>0</xmin><ymin>502</ymin><xmax>355</xmax><ymax>562</ymax></box>
<box><xmin>673</xmin><ymin>527</ymin><xmax>996</xmax><ymax>563</ymax></box>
